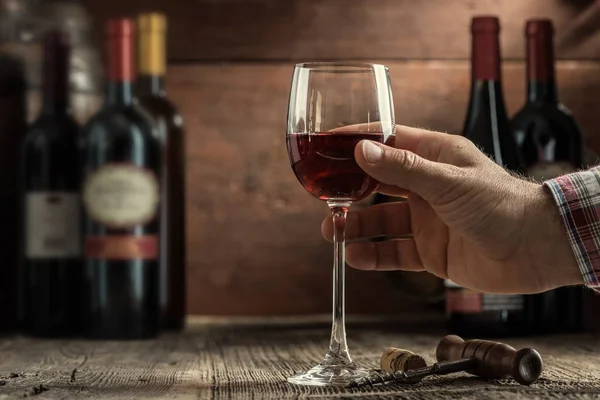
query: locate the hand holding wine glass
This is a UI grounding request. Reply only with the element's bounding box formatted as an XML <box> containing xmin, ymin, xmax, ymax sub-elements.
<box><xmin>286</xmin><ymin>62</ymin><xmax>395</xmax><ymax>386</ymax></box>
<box><xmin>321</xmin><ymin>125</ymin><xmax>583</xmax><ymax>295</ymax></box>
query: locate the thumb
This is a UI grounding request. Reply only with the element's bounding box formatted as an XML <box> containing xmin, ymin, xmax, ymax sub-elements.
<box><xmin>355</xmin><ymin>140</ymin><xmax>461</xmax><ymax>203</ymax></box>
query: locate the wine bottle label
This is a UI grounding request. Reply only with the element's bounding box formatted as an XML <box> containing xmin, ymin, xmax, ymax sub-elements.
<box><xmin>25</xmin><ymin>192</ymin><xmax>80</xmax><ymax>258</ymax></box>
<box><xmin>85</xmin><ymin>235</ymin><xmax>158</xmax><ymax>260</ymax></box>
<box><xmin>83</xmin><ymin>164</ymin><xmax>159</xmax><ymax>228</ymax></box>
<box><xmin>445</xmin><ymin>287</ymin><xmax>524</xmax><ymax>313</ymax></box>
<box><xmin>527</xmin><ymin>161</ymin><xmax>576</xmax><ymax>182</ymax></box>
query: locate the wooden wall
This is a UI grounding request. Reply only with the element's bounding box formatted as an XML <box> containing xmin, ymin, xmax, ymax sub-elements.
<box><xmin>88</xmin><ymin>0</ymin><xmax>600</xmax><ymax>316</ymax></box>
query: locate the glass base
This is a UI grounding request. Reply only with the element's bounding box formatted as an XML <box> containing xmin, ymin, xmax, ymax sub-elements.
<box><xmin>287</xmin><ymin>360</ymin><xmax>370</xmax><ymax>387</ymax></box>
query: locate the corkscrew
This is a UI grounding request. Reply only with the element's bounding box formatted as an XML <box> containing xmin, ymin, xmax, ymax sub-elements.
<box><xmin>347</xmin><ymin>335</ymin><xmax>543</xmax><ymax>388</ymax></box>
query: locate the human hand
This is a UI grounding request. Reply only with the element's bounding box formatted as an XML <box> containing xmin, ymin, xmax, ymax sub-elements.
<box><xmin>321</xmin><ymin>125</ymin><xmax>582</xmax><ymax>294</ymax></box>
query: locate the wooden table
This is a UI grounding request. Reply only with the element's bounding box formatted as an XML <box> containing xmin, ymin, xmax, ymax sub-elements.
<box><xmin>0</xmin><ymin>315</ymin><xmax>599</xmax><ymax>399</ymax></box>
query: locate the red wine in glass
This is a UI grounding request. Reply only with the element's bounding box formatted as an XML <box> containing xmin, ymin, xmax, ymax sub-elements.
<box><xmin>287</xmin><ymin>131</ymin><xmax>382</xmax><ymax>201</ymax></box>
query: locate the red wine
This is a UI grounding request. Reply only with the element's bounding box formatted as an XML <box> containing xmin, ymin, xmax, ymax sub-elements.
<box><xmin>137</xmin><ymin>13</ymin><xmax>186</xmax><ymax>331</ymax></box>
<box><xmin>80</xmin><ymin>19</ymin><xmax>161</xmax><ymax>339</ymax></box>
<box><xmin>446</xmin><ymin>16</ymin><xmax>528</xmax><ymax>338</ymax></box>
<box><xmin>21</xmin><ymin>31</ymin><xmax>82</xmax><ymax>337</ymax></box>
<box><xmin>511</xmin><ymin>19</ymin><xmax>583</xmax><ymax>334</ymax></box>
<box><xmin>286</xmin><ymin>132</ymin><xmax>382</xmax><ymax>201</ymax></box>
<box><xmin>0</xmin><ymin>46</ymin><xmax>27</xmax><ymax>333</ymax></box>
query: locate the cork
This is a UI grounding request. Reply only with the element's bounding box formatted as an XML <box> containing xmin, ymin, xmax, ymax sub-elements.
<box><xmin>380</xmin><ymin>347</ymin><xmax>427</xmax><ymax>383</ymax></box>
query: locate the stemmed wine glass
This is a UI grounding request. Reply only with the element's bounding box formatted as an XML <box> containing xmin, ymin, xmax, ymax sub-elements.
<box><xmin>285</xmin><ymin>62</ymin><xmax>395</xmax><ymax>387</ymax></box>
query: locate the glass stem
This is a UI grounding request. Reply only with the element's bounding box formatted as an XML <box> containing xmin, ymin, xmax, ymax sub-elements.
<box><xmin>325</xmin><ymin>201</ymin><xmax>353</xmax><ymax>365</ymax></box>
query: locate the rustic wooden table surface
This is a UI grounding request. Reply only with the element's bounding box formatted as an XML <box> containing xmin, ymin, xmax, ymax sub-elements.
<box><xmin>0</xmin><ymin>315</ymin><xmax>599</xmax><ymax>399</ymax></box>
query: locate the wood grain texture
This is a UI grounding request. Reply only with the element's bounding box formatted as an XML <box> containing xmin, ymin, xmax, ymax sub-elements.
<box><xmin>172</xmin><ymin>60</ymin><xmax>600</xmax><ymax>316</ymax></box>
<box><xmin>88</xmin><ymin>0</ymin><xmax>600</xmax><ymax>61</ymax></box>
<box><xmin>0</xmin><ymin>319</ymin><xmax>599</xmax><ymax>399</ymax></box>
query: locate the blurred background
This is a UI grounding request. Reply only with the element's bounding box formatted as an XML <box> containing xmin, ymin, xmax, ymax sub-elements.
<box><xmin>2</xmin><ymin>0</ymin><xmax>600</xmax><ymax>322</ymax></box>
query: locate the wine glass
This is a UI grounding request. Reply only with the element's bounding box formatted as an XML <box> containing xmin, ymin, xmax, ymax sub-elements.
<box><xmin>285</xmin><ymin>62</ymin><xmax>395</xmax><ymax>387</ymax></box>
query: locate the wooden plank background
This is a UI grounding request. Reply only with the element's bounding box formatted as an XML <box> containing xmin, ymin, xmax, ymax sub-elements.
<box><xmin>87</xmin><ymin>0</ymin><xmax>600</xmax><ymax>316</ymax></box>
<box><xmin>88</xmin><ymin>0</ymin><xmax>600</xmax><ymax>61</ymax></box>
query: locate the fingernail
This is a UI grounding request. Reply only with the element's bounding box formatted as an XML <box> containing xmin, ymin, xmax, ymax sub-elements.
<box><xmin>362</xmin><ymin>141</ymin><xmax>383</xmax><ymax>164</ymax></box>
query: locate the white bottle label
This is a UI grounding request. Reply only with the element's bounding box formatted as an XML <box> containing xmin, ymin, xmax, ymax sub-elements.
<box><xmin>82</xmin><ymin>164</ymin><xmax>159</xmax><ymax>228</ymax></box>
<box><xmin>527</xmin><ymin>161</ymin><xmax>576</xmax><ymax>182</ymax></box>
<box><xmin>26</xmin><ymin>192</ymin><xmax>81</xmax><ymax>258</ymax></box>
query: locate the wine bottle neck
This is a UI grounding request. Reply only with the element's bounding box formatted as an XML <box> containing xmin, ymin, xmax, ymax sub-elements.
<box><xmin>137</xmin><ymin>13</ymin><xmax>166</xmax><ymax>98</ymax></box>
<box><xmin>527</xmin><ymin>81</ymin><xmax>557</xmax><ymax>104</ymax></box>
<box><xmin>471</xmin><ymin>79</ymin><xmax>504</xmax><ymax>93</ymax></box>
<box><xmin>469</xmin><ymin>23</ymin><xmax>507</xmax><ymax>117</ymax></box>
<box><xmin>471</xmin><ymin>33</ymin><xmax>501</xmax><ymax>81</ymax></box>
<box><xmin>106</xmin><ymin>81</ymin><xmax>135</xmax><ymax>106</ymax></box>
<box><xmin>41</xmin><ymin>67</ymin><xmax>70</xmax><ymax>117</ymax></box>
<box><xmin>41</xmin><ymin>32</ymin><xmax>71</xmax><ymax>116</ymax></box>
<box><xmin>137</xmin><ymin>74</ymin><xmax>165</xmax><ymax>97</ymax></box>
<box><xmin>526</xmin><ymin>27</ymin><xmax>557</xmax><ymax>104</ymax></box>
<box><xmin>105</xmin><ymin>20</ymin><xmax>135</xmax><ymax>107</ymax></box>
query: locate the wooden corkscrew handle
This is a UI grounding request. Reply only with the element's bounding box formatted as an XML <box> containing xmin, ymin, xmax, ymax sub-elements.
<box><xmin>435</xmin><ymin>335</ymin><xmax>543</xmax><ymax>385</ymax></box>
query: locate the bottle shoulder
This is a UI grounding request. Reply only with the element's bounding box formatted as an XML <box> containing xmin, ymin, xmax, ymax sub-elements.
<box><xmin>137</xmin><ymin>95</ymin><xmax>184</xmax><ymax>130</ymax></box>
<box><xmin>463</xmin><ymin>83</ymin><xmax>511</xmax><ymax>135</ymax></box>
<box><xmin>23</xmin><ymin>114</ymin><xmax>80</xmax><ymax>147</ymax></box>
<box><xmin>513</xmin><ymin>101</ymin><xmax>571</xmax><ymax>117</ymax></box>
<box><xmin>81</xmin><ymin>105</ymin><xmax>156</xmax><ymax>138</ymax></box>
<box><xmin>511</xmin><ymin>103</ymin><xmax>582</xmax><ymax>135</ymax></box>
<box><xmin>463</xmin><ymin>105</ymin><xmax>512</xmax><ymax>138</ymax></box>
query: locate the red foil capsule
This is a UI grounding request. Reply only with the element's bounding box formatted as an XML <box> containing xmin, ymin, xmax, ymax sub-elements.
<box><xmin>105</xmin><ymin>18</ymin><xmax>136</xmax><ymax>82</ymax></box>
<box><xmin>526</xmin><ymin>19</ymin><xmax>555</xmax><ymax>82</ymax></box>
<box><xmin>471</xmin><ymin>16</ymin><xmax>502</xmax><ymax>81</ymax></box>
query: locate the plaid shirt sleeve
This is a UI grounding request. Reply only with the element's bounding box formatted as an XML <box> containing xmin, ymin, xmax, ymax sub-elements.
<box><xmin>544</xmin><ymin>166</ymin><xmax>600</xmax><ymax>290</ymax></box>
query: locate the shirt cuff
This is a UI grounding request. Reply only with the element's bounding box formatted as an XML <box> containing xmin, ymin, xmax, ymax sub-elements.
<box><xmin>544</xmin><ymin>168</ymin><xmax>600</xmax><ymax>291</ymax></box>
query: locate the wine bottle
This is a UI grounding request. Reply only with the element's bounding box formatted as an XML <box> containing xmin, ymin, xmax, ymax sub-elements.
<box><xmin>80</xmin><ymin>18</ymin><xmax>161</xmax><ymax>339</ymax></box>
<box><xmin>0</xmin><ymin>44</ymin><xmax>27</xmax><ymax>334</ymax></box>
<box><xmin>21</xmin><ymin>31</ymin><xmax>81</xmax><ymax>337</ymax></box>
<box><xmin>445</xmin><ymin>16</ymin><xmax>529</xmax><ymax>338</ymax></box>
<box><xmin>137</xmin><ymin>12</ymin><xmax>186</xmax><ymax>331</ymax></box>
<box><xmin>511</xmin><ymin>19</ymin><xmax>583</xmax><ymax>334</ymax></box>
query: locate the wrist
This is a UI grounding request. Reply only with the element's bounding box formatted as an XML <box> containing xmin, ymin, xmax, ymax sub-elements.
<box><xmin>525</xmin><ymin>183</ymin><xmax>583</xmax><ymax>291</ymax></box>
